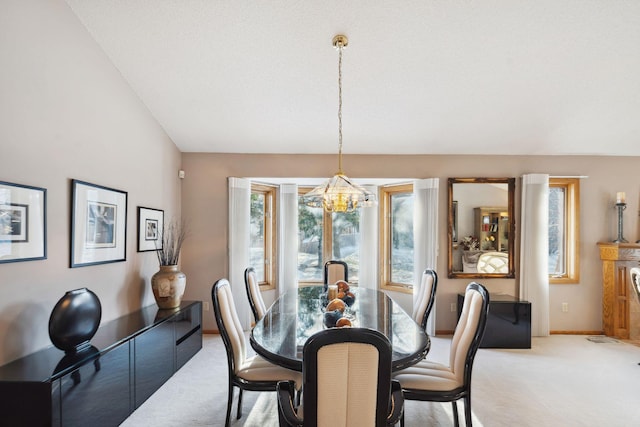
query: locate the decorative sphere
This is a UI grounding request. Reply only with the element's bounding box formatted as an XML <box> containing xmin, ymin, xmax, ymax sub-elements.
<box><xmin>326</xmin><ymin>298</ymin><xmax>346</xmax><ymax>313</ymax></box>
<box><xmin>323</xmin><ymin>309</ymin><xmax>343</xmax><ymax>327</ymax></box>
<box><xmin>336</xmin><ymin>318</ymin><xmax>352</xmax><ymax>327</ymax></box>
<box><xmin>336</xmin><ymin>280</ymin><xmax>350</xmax><ymax>293</ymax></box>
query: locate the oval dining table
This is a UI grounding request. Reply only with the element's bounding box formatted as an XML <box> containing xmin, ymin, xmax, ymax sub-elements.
<box><xmin>250</xmin><ymin>285</ymin><xmax>430</xmax><ymax>372</ymax></box>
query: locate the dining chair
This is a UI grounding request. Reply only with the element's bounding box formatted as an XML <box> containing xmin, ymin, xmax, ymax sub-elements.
<box><xmin>212</xmin><ymin>278</ymin><xmax>302</xmax><ymax>427</ymax></box>
<box><xmin>244</xmin><ymin>267</ymin><xmax>267</xmax><ymax>323</ymax></box>
<box><xmin>476</xmin><ymin>251</ymin><xmax>509</xmax><ymax>274</ymax></box>
<box><xmin>412</xmin><ymin>268</ymin><xmax>438</xmax><ymax>330</ymax></box>
<box><xmin>323</xmin><ymin>260</ymin><xmax>348</xmax><ymax>291</ymax></box>
<box><xmin>277</xmin><ymin>327</ymin><xmax>404</xmax><ymax>427</ymax></box>
<box><xmin>393</xmin><ymin>282</ymin><xmax>490</xmax><ymax>427</ymax></box>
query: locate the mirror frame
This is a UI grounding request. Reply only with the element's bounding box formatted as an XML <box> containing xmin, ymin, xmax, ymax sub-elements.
<box><xmin>447</xmin><ymin>177</ymin><xmax>516</xmax><ymax>279</ymax></box>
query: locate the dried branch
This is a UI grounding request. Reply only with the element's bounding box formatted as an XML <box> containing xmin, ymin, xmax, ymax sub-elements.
<box><xmin>155</xmin><ymin>219</ymin><xmax>188</xmax><ymax>266</ymax></box>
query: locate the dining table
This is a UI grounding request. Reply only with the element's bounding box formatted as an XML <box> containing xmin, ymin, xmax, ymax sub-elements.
<box><xmin>250</xmin><ymin>285</ymin><xmax>430</xmax><ymax>372</ymax></box>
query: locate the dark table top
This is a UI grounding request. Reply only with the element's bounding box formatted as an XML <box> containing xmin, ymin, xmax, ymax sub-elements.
<box><xmin>250</xmin><ymin>286</ymin><xmax>430</xmax><ymax>372</ymax></box>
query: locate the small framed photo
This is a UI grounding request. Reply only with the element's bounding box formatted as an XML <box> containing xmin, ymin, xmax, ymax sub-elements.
<box><xmin>71</xmin><ymin>179</ymin><xmax>127</xmax><ymax>268</ymax></box>
<box><xmin>137</xmin><ymin>207</ymin><xmax>164</xmax><ymax>252</ymax></box>
<box><xmin>0</xmin><ymin>180</ymin><xmax>47</xmax><ymax>264</ymax></box>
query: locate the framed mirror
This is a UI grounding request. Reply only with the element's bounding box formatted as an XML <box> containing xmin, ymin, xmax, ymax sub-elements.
<box><xmin>448</xmin><ymin>177</ymin><xmax>516</xmax><ymax>278</ymax></box>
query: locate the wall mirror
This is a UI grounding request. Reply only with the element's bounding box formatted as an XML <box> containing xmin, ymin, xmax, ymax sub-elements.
<box><xmin>448</xmin><ymin>177</ymin><xmax>516</xmax><ymax>278</ymax></box>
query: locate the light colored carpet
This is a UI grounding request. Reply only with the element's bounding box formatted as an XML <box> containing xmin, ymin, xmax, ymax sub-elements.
<box><xmin>120</xmin><ymin>334</ymin><xmax>640</xmax><ymax>426</ymax></box>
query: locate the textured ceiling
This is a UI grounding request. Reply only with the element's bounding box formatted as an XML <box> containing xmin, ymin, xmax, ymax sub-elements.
<box><xmin>64</xmin><ymin>0</ymin><xmax>640</xmax><ymax>156</ymax></box>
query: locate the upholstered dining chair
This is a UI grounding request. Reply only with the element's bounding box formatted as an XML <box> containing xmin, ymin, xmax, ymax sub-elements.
<box><xmin>393</xmin><ymin>282</ymin><xmax>490</xmax><ymax>427</ymax></box>
<box><xmin>244</xmin><ymin>267</ymin><xmax>267</xmax><ymax>323</ymax></box>
<box><xmin>476</xmin><ymin>251</ymin><xmax>509</xmax><ymax>274</ymax></box>
<box><xmin>413</xmin><ymin>268</ymin><xmax>438</xmax><ymax>330</ymax></box>
<box><xmin>212</xmin><ymin>278</ymin><xmax>302</xmax><ymax>427</ymax></box>
<box><xmin>323</xmin><ymin>260</ymin><xmax>348</xmax><ymax>291</ymax></box>
<box><xmin>277</xmin><ymin>327</ymin><xmax>404</xmax><ymax>427</ymax></box>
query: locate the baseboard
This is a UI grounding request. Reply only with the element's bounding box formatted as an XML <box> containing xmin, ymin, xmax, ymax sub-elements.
<box><xmin>203</xmin><ymin>329</ymin><xmax>219</xmax><ymax>334</ymax></box>
<box><xmin>435</xmin><ymin>330</ymin><xmax>455</xmax><ymax>336</ymax></box>
<box><xmin>550</xmin><ymin>330</ymin><xmax>604</xmax><ymax>335</ymax></box>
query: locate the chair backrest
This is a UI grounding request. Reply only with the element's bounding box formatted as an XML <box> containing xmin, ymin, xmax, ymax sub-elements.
<box><xmin>244</xmin><ymin>267</ymin><xmax>267</xmax><ymax>322</ymax></box>
<box><xmin>412</xmin><ymin>268</ymin><xmax>438</xmax><ymax>330</ymax></box>
<box><xmin>449</xmin><ymin>282</ymin><xmax>490</xmax><ymax>388</ymax></box>
<box><xmin>630</xmin><ymin>267</ymin><xmax>640</xmax><ymax>304</ymax></box>
<box><xmin>212</xmin><ymin>278</ymin><xmax>247</xmax><ymax>376</ymax></box>
<box><xmin>302</xmin><ymin>328</ymin><xmax>393</xmax><ymax>427</ymax></box>
<box><xmin>323</xmin><ymin>260</ymin><xmax>348</xmax><ymax>291</ymax></box>
<box><xmin>477</xmin><ymin>251</ymin><xmax>508</xmax><ymax>274</ymax></box>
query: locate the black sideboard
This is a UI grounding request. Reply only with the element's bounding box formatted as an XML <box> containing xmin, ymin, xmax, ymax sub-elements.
<box><xmin>458</xmin><ymin>293</ymin><xmax>531</xmax><ymax>348</ymax></box>
<box><xmin>0</xmin><ymin>300</ymin><xmax>202</xmax><ymax>426</ymax></box>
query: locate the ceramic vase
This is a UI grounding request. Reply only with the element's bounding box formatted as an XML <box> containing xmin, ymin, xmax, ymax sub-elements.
<box><xmin>151</xmin><ymin>265</ymin><xmax>186</xmax><ymax>309</ymax></box>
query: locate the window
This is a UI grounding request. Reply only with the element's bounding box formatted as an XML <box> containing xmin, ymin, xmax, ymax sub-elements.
<box><xmin>548</xmin><ymin>178</ymin><xmax>580</xmax><ymax>284</ymax></box>
<box><xmin>250</xmin><ymin>184</ymin><xmax>276</xmax><ymax>289</ymax></box>
<box><xmin>380</xmin><ymin>184</ymin><xmax>414</xmax><ymax>291</ymax></box>
<box><xmin>297</xmin><ymin>190</ymin><xmax>361</xmax><ymax>284</ymax></box>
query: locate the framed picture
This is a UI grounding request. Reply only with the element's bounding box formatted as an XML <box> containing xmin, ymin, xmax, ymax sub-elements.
<box><xmin>0</xmin><ymin>180</ymin><xmax>47</xmax><ymax>264</ymax></box>
<box><xmin>137</xmin><ymin>207</ymin><xmax>164</xmax><ymax>252</ymax></box>
<box><xmin>71</xmin><ymin>179</ymin><xmax>127</xmax><ymax>268</ymax></box>
<box><xmin>452</xmin><ymin>200</ymin><xmax>458</xmax><ymax>242</ymax></box>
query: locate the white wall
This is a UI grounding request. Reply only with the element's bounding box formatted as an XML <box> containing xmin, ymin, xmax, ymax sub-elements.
<box><xmin>0</xmin><ymin>0</ymin><xmax>181</xmax><ymax>365</ymax></box>
<box><xmin>181</xmin><ymin>153</ymin><xmax>640</xmax><ymax>335</ymax></box>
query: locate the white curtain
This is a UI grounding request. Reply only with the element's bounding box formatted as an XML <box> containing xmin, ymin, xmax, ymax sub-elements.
<box><xmin>359</xmin><ymin>185</ymin><xmax>379</xmax><ymax>289</ymax></box>
<box><xmin>279</xmin><ymin>183</ymin><xmax>298</xmax><ymax>296</ymax></box>
<box><xmin>228</xmin><ymin>177</ymin><xmax>252</xmax><ymax>330</ymax></box>
<box><xmin>413</xmin><ymin>178</ymin><xmax>439</xmax><ymax>335</ymax></box>
<box><xmin>520</xmin><ymin>174</ymin><xmax>550</xmax><ymax>336</ymax></box>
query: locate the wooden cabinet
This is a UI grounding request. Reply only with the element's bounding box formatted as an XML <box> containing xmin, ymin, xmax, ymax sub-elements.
<box><xmin>597</xmin><ymin>243</ymin><xmax>640</xmax><ymax>339</ymax></box>
<box><xmin>0</xmin><ymin>301</ymin><xmax>202</xmax><ymax>426</ymax></box>
<box><xmin>474</xmin><ymin>207</ymin><xmax>509</xmax><ymax>252</ymax></box>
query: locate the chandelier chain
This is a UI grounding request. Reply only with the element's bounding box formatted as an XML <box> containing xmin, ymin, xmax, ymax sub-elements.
<box><xmin>337</xmin><ymin>43</ymin><xmax>343</xmax><ymax>174</ymax></box>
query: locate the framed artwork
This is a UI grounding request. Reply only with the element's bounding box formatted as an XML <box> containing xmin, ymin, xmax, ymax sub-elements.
<box><xmin>137</xmin><ymin>207</ymin><xmax>164</xmax><ymax>252</ymax></box>
<box><xmin>0</xmin><ymin>180</ymin><xmax>47</xmax><ymax>264</ymax></box>
<box><xmin>71</xmin><ymin>179</ymin><xmax>127</xmax><ymax>268</ymax></box>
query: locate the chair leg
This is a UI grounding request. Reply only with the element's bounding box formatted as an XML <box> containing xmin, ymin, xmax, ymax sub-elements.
<box><xmin>400</xmin><ymin>411</ymin><xmax>405</xmax><ymax>427</ymax></box>
<box><xmin>452</xmin><ymin>401</ymin><xmax>460</xmax><ymax>427</ymax></box>
<box><xmin>236</xmin><ymin>387</ymin><xmax>244</xmax><ymax>419</ymax></box>
<box><xmin>225</xmin><ymin>383</ymin><xmax>234</xmax><ymax>427</ymax></box>
<box><xmin>464</xmin><ymin>395</ymin><xmax>472</xmax><ymax>427</ymax></box>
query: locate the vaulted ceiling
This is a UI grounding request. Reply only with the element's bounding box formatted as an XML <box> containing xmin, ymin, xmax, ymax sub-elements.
<box><xmin>65</xmin><ymin>1</ymin><xmax>640</xmax><ymax>156</ymax></box>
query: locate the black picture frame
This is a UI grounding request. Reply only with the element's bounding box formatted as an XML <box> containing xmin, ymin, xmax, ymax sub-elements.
<box><xmin>137</xmin><ymin>206</ymin><xmax>164</xmax><ymax>252</ymax></box>
<box><xmin>0</xmin><ymin>180</ymin><xmax>47</xmax><ymax>263</ymax></box>
<box><xmin>71</xmin><ymin>179</ymin><xmax>127</xmax><ymax>268</ymax></box>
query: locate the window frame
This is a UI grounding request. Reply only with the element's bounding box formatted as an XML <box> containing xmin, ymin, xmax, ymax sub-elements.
<box><xmin>251</xmin><ymin>183</ymin><xmax>277</xmax><ymax>290</ymax></box>
<box><xmin>379</xmin><ymin>183</ymin><xmax>414</xmax><ymax>293</ymax></box>
<box><xmin>549</xmin><ymin>178</ymin><xmax>580</xmax><ymax>284</ymax></box>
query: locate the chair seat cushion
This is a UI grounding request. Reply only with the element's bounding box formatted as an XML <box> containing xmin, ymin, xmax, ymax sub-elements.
<box><xmin>393</xmin><ymin>360</ymin><xmax>462</xmax><ymax>391</ymax></box>
<box><xmin>238</xmin><ymin>355</ymin><xmax>302</xmax><ymax>388</ymax></box>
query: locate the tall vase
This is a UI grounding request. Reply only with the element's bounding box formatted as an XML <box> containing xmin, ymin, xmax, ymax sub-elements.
<box><xmin>151</xmin><ymin>265</ymin><xmax>186</xmax><ymax>309</ymax></box>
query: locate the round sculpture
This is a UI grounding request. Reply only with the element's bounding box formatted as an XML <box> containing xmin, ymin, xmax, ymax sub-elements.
<box><xmin>48</xmin><ymin>288</ymin><xmax>101</xmax><ymax>354</ymax></box>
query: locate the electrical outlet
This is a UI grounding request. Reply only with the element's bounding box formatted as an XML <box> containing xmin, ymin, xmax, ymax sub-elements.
<box><xmin>450</xmin><ymin>302</ymin><xmax>456</xmax><ymax>312</ymax></box>
<box><xmin>203</xmin><ymin>301</ymin><xmax>210</xmax><ymax>311</ymax></box>
<box><xmin>562</xmin><ymin>302</ymin><xmax>569</xmax><ymax>313</ymax></box>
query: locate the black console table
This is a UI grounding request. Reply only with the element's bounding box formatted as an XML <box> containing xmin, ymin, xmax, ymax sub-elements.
<box><xmin>0</xmin><ymin>300</ymin><xmax>202</xmax><ymax>426</ymax></box>
<box><xmin>458</xmin><ymin>293</ymin><xmax>531</xmax><ymax>348</ymax></box>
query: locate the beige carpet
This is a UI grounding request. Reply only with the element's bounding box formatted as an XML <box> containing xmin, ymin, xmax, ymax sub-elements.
<box><xmin>121</xmin><ymin>334</ymin><xmax>640</xmax><ymax>426</ymax></box>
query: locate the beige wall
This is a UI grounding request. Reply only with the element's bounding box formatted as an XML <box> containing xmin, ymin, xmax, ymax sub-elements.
<box><xmin>0</xmin><ymin>0</ymin><xmax>181</xmax><ymax>365</ymax></box>
<box><xmin>181</xmin><ymin>153</ymin><xmax>640</xmax><ymax>334</ymax></box>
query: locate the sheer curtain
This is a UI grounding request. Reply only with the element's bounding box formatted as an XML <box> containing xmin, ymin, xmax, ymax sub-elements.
<box><xmin>359</xmin><ymin>185</ymin><xmax>379</xmax><ymax>289</ymax></box>
<box><xmin>279</xmin><ymin>183</ymin><xmax>298</xmax><ymax>296</ymax></box>
<box><xmin>228</xmin><ymin>177</ymin><xmax>252</xmax><ymax>330</ymax></box>
<box><xmin>413</xmin><ymin>178</ymin><xmax>439</xmax><ymax>335</ymax></box>
<box><xmin>520</xmin><ymin>174</ymin><xmax>550</xmax><ymax>336</ymax></box>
